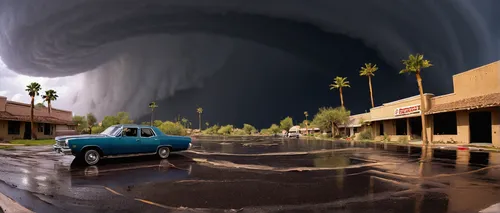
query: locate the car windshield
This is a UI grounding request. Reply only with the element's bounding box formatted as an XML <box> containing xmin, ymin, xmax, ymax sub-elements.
<box><xmin>100</xmin><ymin>126</ymin><xmax>121</xmax><ymax>136</ymax></box>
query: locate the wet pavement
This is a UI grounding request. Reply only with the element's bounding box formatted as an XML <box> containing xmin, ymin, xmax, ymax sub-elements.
<box><xmin>1</xmin><ymin>137</ymin><xmax>500</xmax><ymax>212</ymax></box>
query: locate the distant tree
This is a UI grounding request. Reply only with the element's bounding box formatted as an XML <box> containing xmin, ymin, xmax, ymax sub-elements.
<box><xmin>197</xmin><ymin>107</ymin><xmax>203</xmax><ymax>130</ymax></box>
<box><xmin>141</xmin><ymin>121</ymin><xmax>151</xmax><ymax>126</ymax></box>
<box><xmin>26</xmin><ymin>82</ymin><xmax>41</xmax><ymax>140</ymax></box>
<box><xmin>91</xmin><ymin>126</ymin><xmax>105</xmax><ymax>134</ymax></box>
<box><xmin>35</xmin><ymin>103</ymin><xmax>45</xmax><ymax>108</ymax></box>
<box><xmin>311</xmin><ymin>107</ymin><xmax>350</xmax><ymax>137</ymax></box>
<box><xmin>148</xmin><ymin>102</ymin><xmax>158</xmax><ymax>126</ymax></box>
<box><xmin>102</xmin><ymin>112</ymin><xmax>133</xmax><ymax>128</ymax></box>
<box><xmin>116</xmin><ymin>112</ymin><xmax>133</xmax><ymax>124</ymax></box>
<box><xmin>359</xmin><ymin>63</ymin><xmax>378</xmax><ymax>108</ymax></box>
<box><xmin>72</xmin><ymin>115</ymin><xmax>88</xmax><ymax>133</ymax></box>
<box><xmin>400</xmin><ymin>53</ymin><xmax>433</xmax><ymax>144</ymax></box>
<box><xmin>243</xmin><ymin>124</ymin><xmax>258</xmax><ymax>135</ymax></box>
<box><xmin>42</xmin><ymin>89</ymin><xmax>58</xmax><ymax>115</ymax></box>
<box><xmin>86</xmin><ymin>113</ymin><xmax>97</xmax><ymax>134</ymax></box>
<box><xmin>181</xmin><ymin>118</ymin><xmax>189</xmax><ymax>128</ymax></box>
<box><xmin>269</xmin><ymin>124</ymin><xmax>281</xmax><ymax>134</ymax></box>
<box><xmin>232</xmin><ymin>129</ymin><xmax>247</xmax><ymax>136</ymax></box>
<box><xmin>279</xmin><ymin>117</ymin><xmax>293</xmax><ymax>131</ymax></box>
<box><xmin>304</xmin><ymin>111</ymin><xmax>309</xmax><ymax>135</ymax></box>
<box><xmin>329</xmin><ymin>76</ymin><xmax>350</xmax><ymax>108</ymax></box>
<box><xmin>101</xmin><ymin>116</ymin><xmax>119</xmax><ymax>128</ymax></box>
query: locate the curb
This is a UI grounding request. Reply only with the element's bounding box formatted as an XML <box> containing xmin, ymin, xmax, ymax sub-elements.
<box><xmin>0</xmin><ymin>192</ymin><xmax>33</xmax><ymax>213</ymax></box>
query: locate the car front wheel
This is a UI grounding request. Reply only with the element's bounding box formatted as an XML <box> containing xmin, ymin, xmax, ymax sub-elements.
<box><xmin>84</xmin><ymin>149</ymin><xmax>100</xmax><ymax>166</ymax></box>
<box><xmin>157</xmin><ymin>147</ymin><xmax>171</xmax><ymax>159</ymax></box>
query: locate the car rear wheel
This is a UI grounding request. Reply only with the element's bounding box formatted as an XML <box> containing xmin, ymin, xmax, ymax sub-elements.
<box><xmin>84</xmin><ymin>149</ymin><xmax>100</xmax><ymax>165</ymax></box>
<box><xmin>157</xmin><ymin>147</ymin><xmax>171</xmax><ymax>159</ymax></box>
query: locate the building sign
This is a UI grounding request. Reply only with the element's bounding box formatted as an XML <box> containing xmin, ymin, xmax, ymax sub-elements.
<box><xmin>394</xmin><ymin>104</ymin><xmax>421</xmax><ymax>116</ymax></box>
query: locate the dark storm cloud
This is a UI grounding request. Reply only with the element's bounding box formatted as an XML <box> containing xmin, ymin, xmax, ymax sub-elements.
<box><xmin>0</xmin><ymin>0</ymin><xmax>498</xmax><ymax>127</ymax></box>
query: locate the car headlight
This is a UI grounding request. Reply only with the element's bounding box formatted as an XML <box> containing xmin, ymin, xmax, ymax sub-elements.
<box><xmin>65</xmin><ymin>139</ymin><xmax>69</xmax><ymax>146</ymax></box>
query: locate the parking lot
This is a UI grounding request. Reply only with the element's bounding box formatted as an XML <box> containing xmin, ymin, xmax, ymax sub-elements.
<box><xmin>1</xmin><ymin>138</ymin><xmax>500</xmax><ymax>212</ymax></box>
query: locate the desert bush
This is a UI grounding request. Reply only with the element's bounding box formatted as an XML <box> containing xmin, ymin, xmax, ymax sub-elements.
<box><xmin>397</xmin><ymin>136</ymin><xmax>409</xmax><ymax>143</ymax></box>
<box><xmin>382</xmin><ymin>133</ymin><xmax>389</xmax><ymax>142</ymax></box>
<box><xmin>217</xmin><ymin>125</ymin><xmax>234</xmax><ymax>135</ymax></box>
<box><xmin>159</xmin><ymin>121</ymin><xmax>187</xmax><ymax>136</ymax></box>
<box><xmin>358</xmin><ymin>128</ymin><xmax>373</xmax><ymax>140</ymax></box>
<box><xmin>203</xmin><ymin>125</ymin><xmax>220</xmax><ymax>135</ymax></box>
<box><xmin>232</xmin><ymin>129</ymin><xmax>247</xmax><ymax>136</ymax></box>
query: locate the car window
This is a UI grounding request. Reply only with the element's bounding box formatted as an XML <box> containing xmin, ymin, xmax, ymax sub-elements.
<box><xmin>122</xmin><ymin>128</ymin><xmax>138</xmax><ymax>137</ymax></box>
<box><xmin>141</xmin><ymin>128</ymin><xmax>155</xmax><ymax>137</ymax></box>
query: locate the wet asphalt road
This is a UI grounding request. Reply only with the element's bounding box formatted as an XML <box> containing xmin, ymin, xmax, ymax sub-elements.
<box><xmin>1</xmin><ymin>137</ymin><xmax>500</xmax><ymax>213</ymax></box>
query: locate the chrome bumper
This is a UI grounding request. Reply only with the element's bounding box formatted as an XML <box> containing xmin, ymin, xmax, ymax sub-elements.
<box><xmin>188</xmin><ymin>143</ymin><xmax>192</xmax><ymax>149</ymax></box>
<box><xmin>53</xmin><ymin>144</ymin><xmax>72</xmax><ymax>155</ymax></box>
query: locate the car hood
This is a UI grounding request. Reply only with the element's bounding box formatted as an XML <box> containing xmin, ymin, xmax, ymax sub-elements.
<box><xmin>55</xmin><ymin>134</ymin><xmax>109</xmax><ymax>141</ymax></box>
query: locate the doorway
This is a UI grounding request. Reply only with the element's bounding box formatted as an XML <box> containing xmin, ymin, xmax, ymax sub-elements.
<box><xmin>409</xmin><ymin>117</ymin><xmax>422</xmax><ymax>138</ymax></box>
<box><xmin>469</xmin><ymin>111</ymin><xmax>492</xmax><ymax>143</ymax></box>
<box><xmin>23</xmin><ymin>122</ymin><xmax>31</xmax><ymax>139</ymax></box>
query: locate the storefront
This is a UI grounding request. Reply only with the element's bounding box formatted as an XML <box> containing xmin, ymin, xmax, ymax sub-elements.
<box><xmin>346</xmin><ymin>60</ymin><xmax>500</xmax><ymax>147</ymax></box>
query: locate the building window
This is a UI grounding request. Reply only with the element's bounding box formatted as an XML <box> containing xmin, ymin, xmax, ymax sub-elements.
<box><xmin>8</xmin><ymin>121</ymin><xmax>20</xmax><ymax>135</ymax></box>
<box><xmin>38</xmin><ymin>124</ymin><xmax>44</xmax><ymax>132</ymax></box>
<box><xmin>44</xmin><ymin>123</ymin><xmax>52</xmax><ymax>135</ymax></box>
<box><xmin>395</xmin><ymin>119</ymin><xmax>407</xmax><ymax>135</ymax></box>
<box><xmin>433</xmin><ymin>112</ymin><xmax>457</xmax><ymax>135</ymax></box>
<box><xmin>353</xmin><ymin>127</ymin><xmax>359</xmax><ymax>133</ymax></box>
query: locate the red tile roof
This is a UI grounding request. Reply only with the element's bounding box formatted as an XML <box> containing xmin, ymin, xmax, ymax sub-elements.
<box><xmin>0</xmin><ymin>111</ymin><xmax>75</xmax><ymax>125</ymax></box>
<box><xmin>427</xmin><ymin>93</ymin><xmax>500</xmax><ymax>114</ymax></box>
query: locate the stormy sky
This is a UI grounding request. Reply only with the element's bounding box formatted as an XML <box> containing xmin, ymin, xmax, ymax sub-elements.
<box><xmin>0</xmin><ymin>0</ymin><xmax>499</xmax><ymax>128</ymax></box>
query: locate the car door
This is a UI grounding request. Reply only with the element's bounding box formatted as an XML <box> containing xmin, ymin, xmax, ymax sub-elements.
<box><xmin>140</xmin><ymin>127</ymin><xmax>160</xmax><ymax>153</ymax></box>
<box><xmin>115</xmin><ymin>127</ymin><xmax>141</xmax><ymax>155</ymax></box>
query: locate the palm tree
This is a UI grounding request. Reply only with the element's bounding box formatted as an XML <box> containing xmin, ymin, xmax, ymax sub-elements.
<box><xmin>329</xmin><ymin>76</ymin><xmax>350</xmax><ymax>108</ymax></box>
<box><xmin>42</xmin><ymin>89</ymin><xmax>58</xmax><ymax>115</ymax></box>
<box><xmin>359</xmin><ymin>63</ymin><xmax>378</xmax><ymax>108</ymax></box>
<box><xmin>304</xmin><ymin>111</ymin><xmax>309</xmax><ymax>135</ymax></box>
<box><xmin>26</xmin><ymin>82</ymin><xmax>42</xmax><ymax>140</ymax></box>
<box><xmin>197</xmin><ymin>107</ymin><xmax>203</xmax><ymax>130</ymax></box>
<box><xmin>181</xmin><ymin>118</ymin><xmax>189</xmax><ymax>128</ymax></box>
<box><xmin>400</xmin><ymin>53</ymin><xmax>433</xmax><ymax>144</ymax></box>
<box><xmin>148</xmin><ymin>102</ymin><xmax>158</xmax><ymax>126</ymax></box>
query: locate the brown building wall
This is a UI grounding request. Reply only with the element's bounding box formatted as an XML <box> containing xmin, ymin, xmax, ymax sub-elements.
<box><xmin>452</xmin><ymin>61</ymin><xmax>500</xmax><ymax>98</ymax></box>
<box><xmin>370</xmin><ymin>94</ymin><xmax>433</xmax><ymax>121</ymax></box>
<box><xmin>0</xmin><ymin>121</ymin><xmax>57</xmax><ymax>141</ymax></box>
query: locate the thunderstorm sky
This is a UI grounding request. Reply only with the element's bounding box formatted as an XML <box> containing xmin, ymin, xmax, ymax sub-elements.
<box><xmin>0</xmin><ymin>0</ymin><xmax>499</xmax><ymax>128</ymax></box>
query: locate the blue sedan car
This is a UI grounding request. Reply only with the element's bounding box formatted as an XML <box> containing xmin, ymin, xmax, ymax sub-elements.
<box><xmin>53</xmin><ymin>124</ymin><xmax>192</xmax><ymax>165</ymax></box>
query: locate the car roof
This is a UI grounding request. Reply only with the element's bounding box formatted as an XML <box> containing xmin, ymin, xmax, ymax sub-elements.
<box><xmin>111</xmin><ymin>124</ymin><xmax>156</xmax><ymax>128</ymax></box>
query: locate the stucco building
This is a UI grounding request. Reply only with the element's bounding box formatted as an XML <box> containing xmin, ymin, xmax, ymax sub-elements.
<box><xmin>343</xmin><ymin>60</ymin><xmax>500</xmax><ymax>147</ymax></box>
<box><xmin>0</xmin><ymin>96</ymin><xmax>75</xmax><ymax>141</ymax></box>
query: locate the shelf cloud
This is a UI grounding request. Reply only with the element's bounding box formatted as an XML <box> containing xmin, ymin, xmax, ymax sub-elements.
<box><xmin>0</xmin><ymin>0</ymin><xmax>498</xmax><ymax>127</ymax></box>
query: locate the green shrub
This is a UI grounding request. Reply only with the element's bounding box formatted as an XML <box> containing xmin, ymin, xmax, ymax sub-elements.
<box><xmin>232</xmin><ymin>129</ymin><xmax>247</xmax><ymax>136</ymax></box>
<box><xmin>217</xmin><ymin>125</ymin><xmax>234</xmax><ymax>135</ymax></box>
<box><xmin>397</xmin><ymin>136</ymin><xmax>408</xmax><ymax>143</ymax></box>
<box><xmin>259</xmin><ymin>128</ymin><xmax>272</xmax><ymax>135</ymax></box>
<box><xmin>242</xmin><ymin>124</ymin><xmax>257</xmax><ymax>135</ymax></box>
<box><xmin>203</xmin><ymin>125</ymin><xmax>220</xmax><ymax>135</ymax></box>
<box><xmin>358</xmin><ymin>128</ymin><xmax>373</xmax><ymax>140</ymax></box>
<box><xmin>382</xmin><ymin>133</ymin><xmax>389</xmax><ymax>142</ymax></box>
<box><xmin>159</xmin><ymin>121</ymin><xmax>187</xmax><ymax>136</ymax></box>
